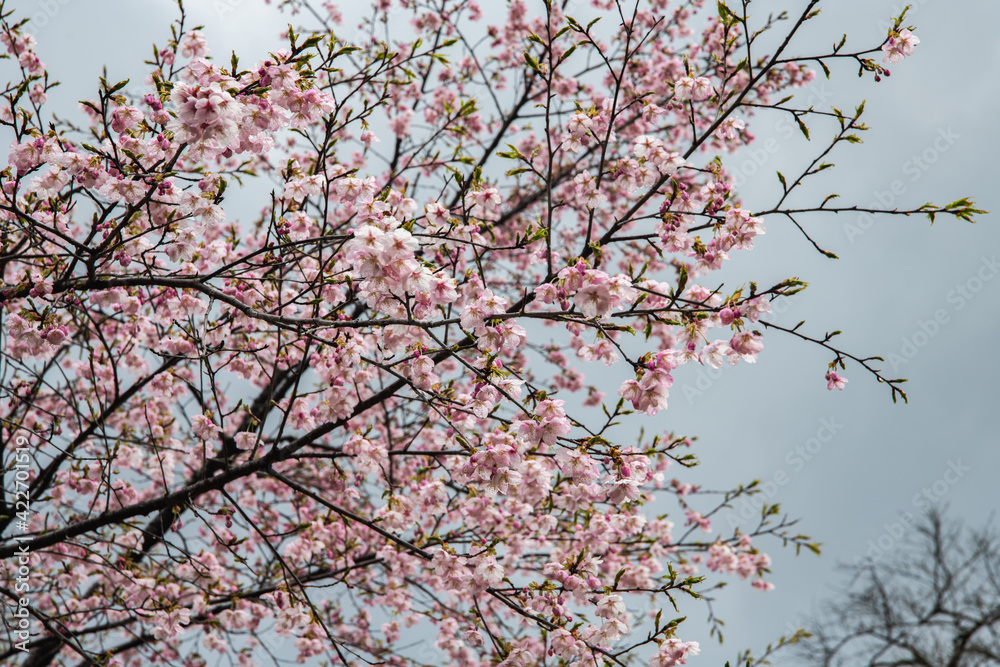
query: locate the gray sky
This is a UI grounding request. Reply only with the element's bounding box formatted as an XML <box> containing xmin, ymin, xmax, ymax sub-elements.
<box><xmin>11</xmin><ymin>0</ymin><xmax>1000</xmax><ymax>663</ymax></box>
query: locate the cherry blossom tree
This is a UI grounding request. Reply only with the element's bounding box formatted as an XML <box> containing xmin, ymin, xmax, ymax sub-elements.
<box><xmin>0</xmin><ymin>0</ymin><xmax>984</xmax><ymax>666</ymax></box>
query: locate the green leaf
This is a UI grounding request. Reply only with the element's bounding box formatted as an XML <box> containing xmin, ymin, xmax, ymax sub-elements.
<box><xmin>79</xmin><ymin>100</ymin><xmax>101</xmax><ymax>115</ymax></box>
<box><xmin>496</xmin><ymin>144</ymin><xmax>523</xmax><ymax>160</ymax></box>
<box><xmin>300</xmin><ymin>35</ymin><xmax>323</xmax><ymax>51</ymax></box>
<box><xmin>333</xmin><ymin>45</ymin><xmax>362</xmax><ymax>58</ymax></box>
<box><xmin>523</xmin><ymin>51</ymin><xmax>541</xmax><ymax>74</ymax></box>
<box><xmin>795</xmin><ymin>116</ymin><xmax>810</xmax><ymax>140</ymax></box>
<box><xmin>676</xmin><ymin>265</ymin><xmax>688</xmax><ymax>296</ymax></box>
<box><xmin>717</xmin><ymin>1</ymin><xmax>737</xmax><ymax>25</ymax></box>
<box><xmin>558</xmin><ymin>44</ymin><xmax>578</xmax><ymax>65</ymax></box>
<box><xmin>107</xmin><ymin>78</ymin><xmax>130</xmax><ymax>95</ymax></box>
<box><xmin>892</xmin><ymin>5</ymin><xmax>912</xmax><ymax>29</ymax></box>
<box><xmin>459</xmin><ymin>99</ymin><xmax>477</xmax><ymax>117</ymax></box>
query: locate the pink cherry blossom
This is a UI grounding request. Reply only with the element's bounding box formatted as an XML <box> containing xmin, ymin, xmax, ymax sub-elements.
<box><xmin>826</xmin><ymin>370</ymin><xmax>848</xmax><ymax>390</ymax></box>
<box><xmin>882</xmin><ymin>29</ymin><xmax>919</xmax><ymax>63</ymax></box>
<box><xmin>0</xmin><ymin>4</ymin><xmax>957</xmax><ymax>666</ymax></box>
<box><xmin>574</xmin><ymin>283</ymin><xmax>612</xmax><ymax>319</ymax></box>
<box><xmin>651</xmin><ymin>638</ymin><xmax>701</xmax><ymax>666</ymax></box>
<box><xmin>730</xmin><ymin>331</ymin><xmax>765</xmax><ymax>362</ymax></box>
<box><xmin>191</xmin><ymin>414</ymin><xmax>221</xmax><ymax>440</ymax></box>
<box><xmin>673</xmin><ymin>75</ymin><xmax>713</xmax><ymax>101</ymax></box>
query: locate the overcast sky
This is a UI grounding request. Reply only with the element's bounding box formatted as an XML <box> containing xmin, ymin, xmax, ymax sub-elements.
<box><xmin>10</xmin><ymin>0</ymin><xmax>1000</xmax><ymax>664</ymax></box>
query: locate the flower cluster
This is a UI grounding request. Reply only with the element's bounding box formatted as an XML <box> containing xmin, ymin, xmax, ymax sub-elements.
<box><xmin>882</xmin><ymin>28</ymin><xmax>919</xmax><ymax>64</ymax></box>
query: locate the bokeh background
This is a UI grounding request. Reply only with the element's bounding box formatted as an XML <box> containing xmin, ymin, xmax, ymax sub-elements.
<box><xmin>9</xmin><ymin>0</ymin><xmax>998</xmax><ymax>663</ymax></box>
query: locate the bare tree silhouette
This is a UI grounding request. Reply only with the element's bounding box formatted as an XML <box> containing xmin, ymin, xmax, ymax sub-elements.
<box><xmin>796</xmin><ymin>508</ymin><xmax>1000</xmax><ymax>666</ymax></box>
